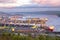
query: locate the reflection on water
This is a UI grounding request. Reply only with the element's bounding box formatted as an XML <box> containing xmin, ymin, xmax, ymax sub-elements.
<box><xmin>28</xmin><ymin>14</ymin><xmax>60</xmax><ymax>32</ymax></box>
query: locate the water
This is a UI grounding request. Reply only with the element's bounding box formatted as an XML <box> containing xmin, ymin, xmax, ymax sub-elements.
<box><xmin>1</xmin><ymin>11</ymin><xmax>60</xmax><ymax>32</ymax></box>
<box><xmin>9</xmin><ymin>12</ymin><xmax>60</xmax><ymax>32</ymax></box>
<box><xmin>11</xmin><ymin>12</ymin><xmax>60</xmax><ymax>32</ymax></box>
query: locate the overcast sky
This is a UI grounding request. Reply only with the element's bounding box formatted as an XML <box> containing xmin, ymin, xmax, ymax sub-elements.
<box><xmin>0</xmin><ymin>0</ymin><xmax>60</xmax><ymax>7</ymax></box>
<box><xmin>0</xmin><ymin>0</ymin><xmax>15</xmax><ymax>3</ymax></box>
<box><xmin>33</xmin><ymin>0</ymin><xmax>60</xmax><ymax>6</ymax></box>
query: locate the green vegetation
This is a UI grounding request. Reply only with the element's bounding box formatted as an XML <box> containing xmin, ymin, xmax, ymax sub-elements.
<box><xmin>0</xmin><ymin>33</ymin><xmax>60</xmax><ymax>40</ymax></box>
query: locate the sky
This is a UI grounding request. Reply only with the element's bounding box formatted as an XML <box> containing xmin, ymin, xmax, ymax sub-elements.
<box><xmin>0</xmin><ymin>0</ymin><xmax>31</xmax><ymax>7</ymax></box>
<box><xmin>33</xmin><ymin>0</ymin><xmax>60</xmax><ymax>6</ymax></box>
<box><xmin>0</xmin><ymin>0</ymin><xmax>60</xmax><ymax>7</ymax></box>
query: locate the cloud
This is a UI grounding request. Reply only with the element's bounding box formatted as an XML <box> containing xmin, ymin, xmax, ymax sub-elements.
<box><xmin>33</xmin><ymin>0</ymin><xmax>60</xmax><ymax>6</ymax></box>
<box><xmin>0</xmin><ymin>0</ymin><xmax>60</xmax><ymax>7</ymax></box>
<box><xmin>0</xmin><ymin>0</ymin><xmax>16</xmax><ymax>3</ymax></box>
<box><xmin>0</xmin><ymin>0</ymin><xmax>31</xmax><ymax>7</ymax></box>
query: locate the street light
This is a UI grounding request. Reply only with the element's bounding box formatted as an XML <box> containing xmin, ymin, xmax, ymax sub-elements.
<box><xmin>12</xmin><ymin>28</ymin><xmax>15</xmax><ymax>32</ymax></box>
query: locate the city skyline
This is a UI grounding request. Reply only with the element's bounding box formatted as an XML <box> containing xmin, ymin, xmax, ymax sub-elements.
<box><xmin>0</xmin><ymin>0</ymin><xmax>60</xmax><ymax>32</ymax></box>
